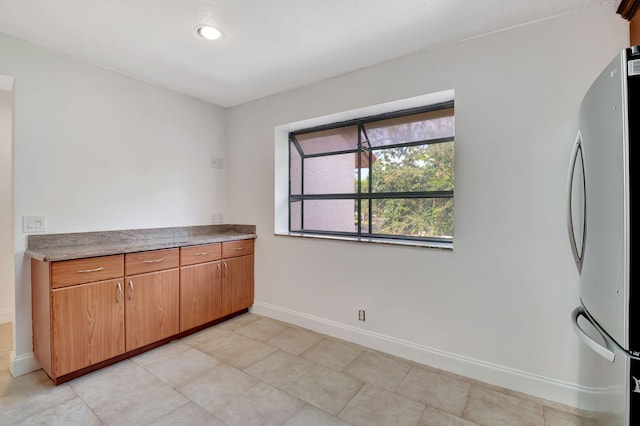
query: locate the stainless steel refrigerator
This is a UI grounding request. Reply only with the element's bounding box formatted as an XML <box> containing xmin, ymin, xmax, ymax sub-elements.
<box><xmin>569</xmin><ymin>46</ymin><xmax>640</xmax><ymax>425</ymax></box>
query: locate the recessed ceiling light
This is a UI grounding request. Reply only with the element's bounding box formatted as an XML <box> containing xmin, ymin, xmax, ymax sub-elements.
<box><xmin>196</xmin><ymin>25</ymin><xmax>224</xmax><ymax>41</ymax></box>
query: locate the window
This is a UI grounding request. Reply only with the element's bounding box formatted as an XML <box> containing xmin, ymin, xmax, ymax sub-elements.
<box><xmin>288</xmin><ymin>101</ymin><xmax>454</xmax><ymax>244</ymax></box>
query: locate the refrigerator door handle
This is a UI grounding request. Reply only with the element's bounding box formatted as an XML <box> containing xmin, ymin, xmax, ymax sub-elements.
<box><xmin>571</xmin><ymin>306</ymin><xmax>615</xmax><ymax>363</ymax></box>
<box><xmin>567</xmin><ymin>132</ymin><xmax>587</xmax><ymax>272</ymax></box>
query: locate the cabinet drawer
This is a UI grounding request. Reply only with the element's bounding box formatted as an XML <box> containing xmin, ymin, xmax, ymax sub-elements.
<box><xmin>180</xmin><ymin>243</ymin><xmax>222</xmax><ymax>266</ymax></box>
<box><xmin>51</xmin><ymin>255</ymin><xmax>124</xmax><ymax>289</ymax></box>
<box><xmin>222</xmin><ymin>239</ymin><xmax>254</xmax><ymax>259</ymax></box>
<box><xmin>125</xmin><ymin>249</ymin><xmax>179</xmax><ymax>275</ymax></box>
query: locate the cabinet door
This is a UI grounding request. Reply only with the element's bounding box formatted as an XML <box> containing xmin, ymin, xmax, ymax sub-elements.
<box><xmin>180</xmin><ymin>261</ymin><xmax>222</xmax><ymax>331</ymax></box>
<box><xmin>125</xmin><ymin>269</ymin><xmax>179</xmax><ymax>352</ymax></box>
<box><xmin>51</xmin><ymin>279</ymin><xmax>125</xmax><ymax>377</ymax></box>
<box><xmin>221</xmin><ymin>255</ymin><xmax>254</xmax><ymax>316</ymax></box>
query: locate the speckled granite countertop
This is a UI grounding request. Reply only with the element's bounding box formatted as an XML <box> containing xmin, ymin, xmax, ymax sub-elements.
<box><xmin>26</xmin><ymin>225</ymin><xmax>256</xmax><ymax>262</ymax></box>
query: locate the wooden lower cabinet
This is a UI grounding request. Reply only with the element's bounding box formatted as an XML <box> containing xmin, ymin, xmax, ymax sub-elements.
<box><xmin>31</xmin><ymin>254</ymin><xmax>126</xmax><ymax>381</ymax></box>
<box><xmin>125</xmin><ymin>269</ymin><xmax>180</xmax><ymax>352</ymax></box>
<box><xmin>221</xmin><ymin>255</ymin><xmax>255</xmax><ymax>316</ymax></box>
<box><xmin>51</xmin><ymin>278</ymin><xmax>125</xmax><ymax>377</ymax></box>
<box><xmin>51</xmin><ymin>270</ymin><xmax>179</xmax><ymax>370</ymax></box>
<box><xmin>180</xmin><ymin>261</ymin><xmax>222</xmax><ymax>331</ymax></box>
<box><xmin>179</xmin><ymin>240</ymin><xmax>254</xmax><ymax>330</ymax></box>
<box><xmin>32</xmin><ymin>238</ymin><xmax>254</xmax><ymax>384</ymax></box>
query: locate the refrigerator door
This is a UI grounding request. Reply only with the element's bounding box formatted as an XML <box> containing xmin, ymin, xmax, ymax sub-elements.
<box><xmin>578</xmin><ymin>50</ymin><xmax>630</xmax><ymax>349</ymax></box>
<box><xmin>572</xmin><ymin>306</ymin><xmax>628</xmax><ymax>425</ymax></box>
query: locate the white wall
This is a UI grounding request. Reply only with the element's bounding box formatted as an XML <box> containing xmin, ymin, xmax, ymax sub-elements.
<box><xmin>226</xmin><ymin>4</ymin><xmax>628</xmax><ymax>407</ymax></box>
<box><xmin>0</xmin><ymin>77</ymin><xmax>15</xmax><ymax>325</ymax></box>
<box><xmin>0</xmin><ymin>34</ymin><xmax>228</xmax><ymax>375</ymax></box>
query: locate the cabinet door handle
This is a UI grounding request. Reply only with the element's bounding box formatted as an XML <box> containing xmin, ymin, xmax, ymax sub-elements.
<box><xmin>224</xmin><ymin>262</ymin><xmax>228</xmax><ymax>278</ymax></box>
<box><xmin>217</xmin><ymin>263</ymin><xmax>221</xmax><ymax>278</ymax></box>
<box><xmin>143</xmin><ymin>258</ymin><xmax>164</xmax><ymax>263</ymax></box>
<box><xmin>195</xmin><ymin>252</ymin><xmax>209</xmax><ymax>256</ymax></box>
<box><xmin>128</xmin><ymin>280</ymin><xmax>134</xmax><ymax>300</ymax></box>
<box><xmin>77</xmin><ymin>267</ymin><xmax>104</xmax><ymax>273</ymax></box>
<box><xmin>117</xmin><ymin>282</ymin><xmax>122</xmax><ymax>303</ymax></box>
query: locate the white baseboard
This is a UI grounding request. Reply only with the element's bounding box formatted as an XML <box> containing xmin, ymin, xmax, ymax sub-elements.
<box><xmin>0</xmin><ymin>308</ymin><xmax>13</xmax><ymax>324</ymax></box>
<box><xmin>10</xmin><ymin>351</ymin><xmax>41</xmax><ymax>377</ymax></box>
<box><xmin>251</xmin><ymin>301</ymin><xmax>583</xmax><ymax>409</ymax></box>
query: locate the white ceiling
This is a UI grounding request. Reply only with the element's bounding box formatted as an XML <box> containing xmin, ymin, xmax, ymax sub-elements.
<box><xmin>0</xmin><ymin>0</ymin><xmax>617</xmax><ymax>107</ymax></box>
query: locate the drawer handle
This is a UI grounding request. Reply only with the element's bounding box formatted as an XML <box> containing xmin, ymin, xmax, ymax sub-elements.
<box><xmin>77</xmin><ymin>267</ymin><xmax>104</xmax><ymax>273</ymax></box>
<box><xmin>232</xmin><ymin>247</ymin><xmax>245</xmax><ymax>251</ymax></box>
<box><xmin>195</xmin><ymin>252</ymin><xmax>209</xmax><ymax>256</ymax></box>
<box><xmin>143</xmin><ymin>258</ymin><xmax>165</xmax><ymax>264</ymax></box>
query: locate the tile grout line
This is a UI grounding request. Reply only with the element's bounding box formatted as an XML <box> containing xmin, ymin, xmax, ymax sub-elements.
<box><xmin>65</xmin><ymin>382</ymin><xmax>105</xmax><ymax>425</ymax></box>
<box><xmin>393</xmin><ymin>361</ymin><xmax>413</xmax><ymax>393</ymax></box>
<box><xmin>459</xmin><ymin>382</ymin><xmax>475</xmax><ymax>423</ymax></box>
<box><xmin>393</xmin><ymin>364</ymin><xmax>429</xmax><ymax>424</ymax></box>
<box><xmin>334</xmin><ymin>379</ymin><xmax>366</xmax><ymax>420</ymax></box>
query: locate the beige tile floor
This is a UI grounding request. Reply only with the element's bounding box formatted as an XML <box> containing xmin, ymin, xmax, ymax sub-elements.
<box><xmin>0</xmin><ymin>316</ymin><xmax>594</xmax><ymax>425</ymax></box>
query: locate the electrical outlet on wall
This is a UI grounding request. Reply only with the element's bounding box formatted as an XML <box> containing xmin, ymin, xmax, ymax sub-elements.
<box><xmin>210</xmin><ymin>157</ymin><xmax>225</xmax><ymax>169</ymax></box>
<box><xmin>212</xmin><ymin>213</ymin><xmax>224</xmax><ymax>224</ymax></box>
<box><xmin>358</xmin><ymin>310</ymin><xmax>366</xmax><ymax>321</ymax></box>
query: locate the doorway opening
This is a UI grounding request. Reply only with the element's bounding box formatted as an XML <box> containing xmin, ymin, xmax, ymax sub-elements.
<box><xmin>0</xmin><ymin>75</ymin><xmax>15</xmax><ymax>373</ymax></box>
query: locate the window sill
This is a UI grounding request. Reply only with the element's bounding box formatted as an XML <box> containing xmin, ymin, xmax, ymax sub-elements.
<box><xmin>273</xmin><ymin>232</ymin><xmax>453</xmax><ymax>250</ymax></box>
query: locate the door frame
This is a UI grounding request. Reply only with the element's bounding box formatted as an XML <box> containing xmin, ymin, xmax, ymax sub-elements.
<box><xmin>0</xmin><ymin>74</ymin><xmax>16</xmax><ymax>369</ymax></box>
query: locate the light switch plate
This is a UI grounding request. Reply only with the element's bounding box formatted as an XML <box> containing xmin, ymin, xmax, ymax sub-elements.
<box><xmin>23</xmin><ymin>216</ymin><xmax>45</xmax><ymax>233</ymax></box>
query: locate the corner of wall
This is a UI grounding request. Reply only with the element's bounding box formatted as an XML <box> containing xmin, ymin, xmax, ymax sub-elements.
<box><xmin>0</xmin><ymin>308</ymin><xmax>13</xmax><ymax>325</ymax></box>
<box><xmin>10</xmin><ymin>351</ymin><xmax>40</xmax><ymax>377</ymax></box>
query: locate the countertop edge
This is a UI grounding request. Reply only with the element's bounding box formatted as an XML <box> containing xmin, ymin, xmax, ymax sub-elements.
<box><xmin>27</xmin><ymin>233</ymin><xmax>257</xmax><ymax>262</ymax></box>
